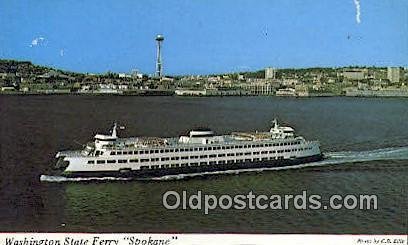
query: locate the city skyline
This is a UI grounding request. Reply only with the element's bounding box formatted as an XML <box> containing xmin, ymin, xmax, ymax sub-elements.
<box><xmin>1</xmin><ymin>0</ymin><xmax>407</xmax><ymax>75</ymax></box>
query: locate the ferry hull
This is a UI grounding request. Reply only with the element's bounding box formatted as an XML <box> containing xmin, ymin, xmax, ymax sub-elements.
<box><xmin>61</xmin><ymin>154</ymin><xmax>323</xmax><ymax>179</ymax></box>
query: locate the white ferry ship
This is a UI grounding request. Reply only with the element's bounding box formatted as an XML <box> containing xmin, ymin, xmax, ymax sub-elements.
<box><xmin>54</xmin><ymin>120</ymin><xmax>323</xmax><ymax>178</ymax></box>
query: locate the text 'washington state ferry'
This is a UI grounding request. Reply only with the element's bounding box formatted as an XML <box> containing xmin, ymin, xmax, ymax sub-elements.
<box><xmin>54</xmin><ymin>120</ymin><xmax>323</xmax><ymax>178</ymax></box>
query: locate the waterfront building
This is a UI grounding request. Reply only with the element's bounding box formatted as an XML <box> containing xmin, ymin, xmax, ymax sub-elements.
<box><xmin>276</xmin><ymin>88</ymin><xmax>296</xmax><ymax>96</ymax></box>
<box><xmin>175</xmin><ymin>89</ymin><xmax>207</xmax><ymax>96</ymax></box>
<box><xmin>242</xmin><ymin>82</ymin><xmax>273</xmax><ymax>95</ymax></box>
<box><xmin>387</xmin><ymin>67</ymin><xmax>400</xmax><ymax>83</ymax></box>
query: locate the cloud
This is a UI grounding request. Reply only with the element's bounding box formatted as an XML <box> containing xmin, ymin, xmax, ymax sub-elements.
<box><xmin>29</xmin><ymin>37</ymin><xmax>45</xmax><ymax>47</ymax></box>
<box><xmin>60</xmin><ymin>49</ymin><xmax>64</xmax><ymax>57</ymax></box>
<box><xmin>353</xmin><ymin>0</ymin><xmax>361</xmax><ymax>24</ymax></box>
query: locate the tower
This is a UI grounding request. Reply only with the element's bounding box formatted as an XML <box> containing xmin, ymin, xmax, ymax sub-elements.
<box><xmin>155</xmin><ymin>34</ymin><xmax>164</xmax><ymax>78</ymax></box>
<box><xmin>387</xmin><ymin>67</ymin><xmax>400</xmax><ymax>84</ymax></box>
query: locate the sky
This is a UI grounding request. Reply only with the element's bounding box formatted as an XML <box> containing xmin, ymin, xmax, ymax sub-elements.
<box><xmin>0</xmin><ymin>0</ymin><xmax>407</xmax><ymax>75</ymax></box>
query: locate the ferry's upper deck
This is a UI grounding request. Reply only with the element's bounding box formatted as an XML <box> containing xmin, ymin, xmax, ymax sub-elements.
<box><xmin>90</xmin><ymin>119</ymin><xmax>302</xmax><ymax>151</ymax></box>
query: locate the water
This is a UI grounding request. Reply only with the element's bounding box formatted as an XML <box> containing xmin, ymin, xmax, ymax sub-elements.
<box><xmin>0</xmin><ymin>95</ymin><xmax>407</xmax><ymax>233</ymax></box>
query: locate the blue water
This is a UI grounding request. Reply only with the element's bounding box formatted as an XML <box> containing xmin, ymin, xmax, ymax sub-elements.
<box><xmin>0</xmin><ymin>95</ymin><xmax>407</xmax><ymax>233</ymax></box>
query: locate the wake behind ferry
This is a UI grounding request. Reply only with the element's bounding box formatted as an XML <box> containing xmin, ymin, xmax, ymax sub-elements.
<box><xmin>54</xmin><ymin>120</ymin><xmax>323</xmax><ymax>178</ymax></box>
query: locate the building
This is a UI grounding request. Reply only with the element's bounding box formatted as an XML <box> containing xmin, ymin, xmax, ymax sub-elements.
<box><xmin>175</xmin><ymin>89</ymin><xmax>207</xmax><ymax>96</ymax></box>
<box><xmin>342</xmin><ymin>69</ymin><xmax>366</xmax><ymax>80</ymax></box>
<box><xmin>276</xmin><ymin>88</ymin><xmax>296</xmax><ymax>96</ymax></box>
<box><xmin>242</xmin><ymin>82</ymin><xmax>273</xmax><ymax>95</ymax></box>
<box><xmin>387</xmin><ymin>67</ymin><xmax>400</xmax><ymax>83</ymax></box>
<box><xmin>265</xmin><ymin>67</ymin><xmax>277</xmax><ymax>79</ymax></box>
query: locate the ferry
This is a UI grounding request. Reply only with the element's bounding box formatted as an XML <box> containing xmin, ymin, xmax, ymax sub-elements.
<box><xmin>54</xmin><ymin>120</ymin><xmax>323</xmax><ymax>178</ymax></box>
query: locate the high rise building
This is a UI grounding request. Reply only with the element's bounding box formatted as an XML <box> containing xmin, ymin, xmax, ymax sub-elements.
<box><xmin>265</xmin><ymin>67</ymin><xmax>276</xmax><ymax>79</ymax></box>
<box><xmin>387</xmin><ymin>67</ymin><xmax>400</xmax><ymax>83</ymax></box>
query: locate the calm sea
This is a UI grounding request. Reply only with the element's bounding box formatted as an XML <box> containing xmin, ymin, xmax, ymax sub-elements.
<box><xmin>0</xmin><ymin>95</ymin><xmax>407</xmax><ymax>233</ymax></box>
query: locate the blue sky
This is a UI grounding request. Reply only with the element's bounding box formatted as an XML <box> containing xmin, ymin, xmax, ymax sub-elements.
<box><xmin>1</xmin><ymin>0</ymin><xmax>407</xmax><ymax>75</ymax></box>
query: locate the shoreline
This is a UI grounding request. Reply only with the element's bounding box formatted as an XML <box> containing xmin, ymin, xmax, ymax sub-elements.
<box><xmin>1</xmin><ymin>91</ymin><xmax>408</xmax><ymax>98</ymax></box>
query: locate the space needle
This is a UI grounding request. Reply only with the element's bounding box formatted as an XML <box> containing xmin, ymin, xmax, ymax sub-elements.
<box><xmin>155</xmin><ymin>34</ymin><xmax>164</xmax><ymax>78</ymax></box>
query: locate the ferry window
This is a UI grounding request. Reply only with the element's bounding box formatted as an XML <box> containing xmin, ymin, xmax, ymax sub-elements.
<box><xmin>253</xmin><ymin>158</ymin><xmax>260</xmax><ymax>162</ymax></box>
<box><xmin>208</xmin><ymin>147</ymin><xmax>212</xmax><ymax>150</ymax></box>
<box><xmin>194</xmin><ymin>148</ymin><xmax>198</xmax><ymax>151</ymax></box>
<box><xmin>190</xmin><ymin>156</ymin><xmax>199</xmax><ymax>159</ymax></box>
<box><xmin>87</xmin><ymin>160</ymin><xmax>95</xmax><ymax>164</ymax></box>
<box><xmin>123</xmin><ymin>151</ymin><xmax>128</xmax><ymax>155</ymax></box>
<box><xmin>244</xmin><ymin>152</ymin><xmax>251</xmax><ymax>155</ymax></box>
<box><xmin>161</xmin><ymin>157</ymin><xmax>170</xmax><ymax>161</ymax></box>
<box><xmin>165</xmin><ymin>149</ymin><xmax>170</xmax><ymax>153</ymax></box>
<box><xmin>141</xmin><ymin>159</ymin><xmax>149</xmax><ymax>162</ymax></box>
<box><xmin>154</xmin><ymin>150</ymin><xmax>159</xmax><ymax>153</ymax></box>
<box><xmin>181</xmin><ymin>163</ymin><xmax>188</xmax><ymax>167</ymax></box>
<box><xmin>218</xmin><ymin>160</ymin><xmax>225</xmax><ymax>164</ymax></box>
<box><xmin>218</xmin><ymin>154</ymin><xmax>225</xmax><ymax>157</ymax></box>
<box><xmin>237</xmin><ymin>159</ymin><xmax>244</xmax><ymax>163</ymax></box>
<box><xmin>238</xmin><ymin>145</ymin><xmax>243</xmax><ymax>148</ymax></box>
<box><xmin>243</xmin><ymin>145</ymin><xmax>248</xmax><ymax>148</ymax></box>
<box><xmin>171</xmin><ymin>157</ymin><xmax>178</xmax><ymax>160</ymax></box>
<box><xmin>190</xmin><ymin>162</ymin><xmax>198</xmax><ymax>166</ymax></box>
<box><xmin>245</xmin><ymin>159</ymin><xmax>252</xmax><ymax>162</ymax></box>
<box><xmin>262</xmin><ymin>157</ymin><xmax>268</xmax><ymax>161</ymax></box>
<box><xmin>129</xmin><ymin>159</ymin><xmax>139</xmax><ymax>163</ymax></box>
<box><xmin>269</xmin><ymin>151</ymin><xmax>276</xmax><ymax>154</ymax></box>
<box><xmin>221</xmin><ymin>146</ymin><xmax>225</xmax><ymax>150</ymax></box>
<box><xmin>118</xmin><ymin>159</ymin><xmax>127</xmax><ymax>163</ymax></box>
<box><xmin>171</xmin><ymin>164</ymin><xmax>179</xmax><ymax>168</ymax></box>
<box><xmin>200</xmin><ymin>162</ymin><xmax>208</xmax><ymax>165</ymax></box>
<box><xmin>96</xmin><ymin>160</ymin><xmax>105</xmax><ymax>164</ymax></box>
<box><xmin>180</xmin><ymin>149</ymin><xmax>185</xmax><ymax>152</ymax></box>
<box><xmin>175</xmin><ymin>149</ymin><xmax>179</xmax><ymax>152</ymax></box>
<box><xmin>110</xmin><ymin>152</ymin><xmax>116</xmax><ymax>155</ymax></box>
<box><xmin>181</xmin><ymin>156</ymin><xmax>188</xmax><ymax>160</ymax></box>
<box><xmin>236</xmin><ymin>153</ymin><xmax>243</xmax><ymax>156</ymax></box>
<box><xmin>253</xmin><ymin>152</ymin><xmax>260</xmax><ymax>155</ymax></box>
<box><xmin>107</xmin><ymin>160</ymin><xmax>116</xmax><ymax>164</ymax></box>
<box><xmin>148</xmin><ymin>150</ymin><xmax>153</xmax><ymax>154</ymax></box>
<box><xmin>138</xmin><ymin>151</ymin><xmax>143</xmax><ymax>154</ymax></box>
<box><xmin>209</xmin><ymin>154</ymin><xmax>216</xmax><ymax>158</ymax></box>
<box><xmin>227</xmin><ymin>153</ymin><xmax>234</xmax><ymax>157</ymax></box>
<box><xmin>216</xmin><ymin>147</ymin><xmax>221</xmax><ymax>150</ymax></box>
<box><xmin>170</xmin><ymin>149</ymin><xmax>174</xmax><ymax>152</ymax></box>
<box><xmin>209</xmin><ymin>161</ymin><xmax>216</xmax><ymax>165</ymax></box>
<box><xmin>227</xmin><ymin>160</ymin><xmax>234</xmax><ymax>164</ymax></box>
<box><xmin>200</xmin><ymin>155</ymin><xmax>208</xmax><ymax>158</ymax></box>
<box><xmin>261</xmin><ymin>151</ymin><xmax>268</xmax><ymax>154</ymax></box>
